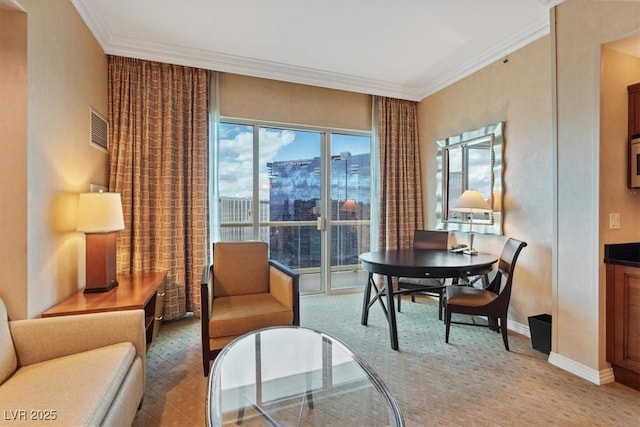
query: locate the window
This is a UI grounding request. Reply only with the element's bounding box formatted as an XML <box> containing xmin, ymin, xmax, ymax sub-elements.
<box><xmin>214</xmin><ymin>120</ymin><xmax>373</xmax><ymax>288</ymax></box>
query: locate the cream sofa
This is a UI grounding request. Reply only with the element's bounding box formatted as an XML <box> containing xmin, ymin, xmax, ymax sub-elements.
<box><xmin>0</xmin><ymin>298</ymin><xmax>145</xmax><ymax>426</ymax></box>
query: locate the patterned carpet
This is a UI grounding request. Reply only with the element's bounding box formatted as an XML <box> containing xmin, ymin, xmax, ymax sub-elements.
<box><xmin>133</xmin><ymin>293</ymin><xmax>640</xmax><ymax>426</ymax></box>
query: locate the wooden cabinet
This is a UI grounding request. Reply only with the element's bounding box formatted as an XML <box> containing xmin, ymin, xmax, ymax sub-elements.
<box><xmin>628</xmin><ymin>83</ymin><xmax>640</xmax><ymax>188</ymax></box>
<box><xmin>629</xmin><ymin>83</ymin><xmax>640</xmax><ymax>139</ymax></box>
<box><xmin>606</xmin><ymin>263</ymin><xmax>640</xmax><ymax>391</ymax></box>
<box><xmin>42</xmin><ymin>272</ymin><xmax>167</xmax><ymax>351</ymax></box>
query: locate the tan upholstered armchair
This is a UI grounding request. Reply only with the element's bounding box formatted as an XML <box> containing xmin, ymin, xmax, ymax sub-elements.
<box><xmin>200</xmin><ymin>241</ymin><xmax>300</xmax><ymax>376</ymax></box>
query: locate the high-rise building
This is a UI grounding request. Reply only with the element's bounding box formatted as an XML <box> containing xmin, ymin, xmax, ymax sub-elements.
<box><xmin>268</xmin><ymin>153</ymin><xmax>370</xmax><ymax>268</ymax></box>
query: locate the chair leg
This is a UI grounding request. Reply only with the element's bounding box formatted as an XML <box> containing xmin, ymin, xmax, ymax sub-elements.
<box><xmin>500</xmin><ymin>317</ymin><xmax>509</xmax><ymax>351</ymax></box>
<box><xmin>411</xmin><ymin>292</ymin><xmax>416</xmax><ymax>302</ymax></box>
<box><xmin>445</xmin><ymin>308</ymin><xmax>452</xmax><ymax>343</ymax></box>
<box><xmin>204</xmin><ymin>349</ymin><xmax>220</xmax><ymax>377</ymax></box>
<box><xmin>397</xmin><ymin>292</ymin><xmax>402</xmax><ymax>312</ymax></box>
<box><xmin>203</xmin><ymin>359</ymin><xmax>210</xmax><ymax>377</ymax></box>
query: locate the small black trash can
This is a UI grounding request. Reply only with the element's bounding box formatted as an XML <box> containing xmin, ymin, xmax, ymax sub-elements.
<box><xmin>528</xmin><ymin>314</ymin><xmax>551</xmax><ymax>354</ymax></box>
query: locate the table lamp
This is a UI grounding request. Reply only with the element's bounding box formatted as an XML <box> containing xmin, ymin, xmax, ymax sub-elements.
<box><xmin>451</xmin><ymin>189</ymin><xmax>492</xmax><ymax>255</ymax></box>
<box><xmin>77</xmin><ymin>192</ymin><xmax>125</xmax><ymax>293</ymax></box>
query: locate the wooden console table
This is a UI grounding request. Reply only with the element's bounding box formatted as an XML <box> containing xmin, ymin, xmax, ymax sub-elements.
<box><xmin>42</xmin><ymin>272</ymin><xmax>167</xmax><ymax>351</ymax></box>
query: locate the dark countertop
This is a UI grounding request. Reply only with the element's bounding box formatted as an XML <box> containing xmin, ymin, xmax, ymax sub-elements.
<box><xmin>604</xmin><ymin>242</ymin><xmax>640</xmax><ymax>267</ymax></box>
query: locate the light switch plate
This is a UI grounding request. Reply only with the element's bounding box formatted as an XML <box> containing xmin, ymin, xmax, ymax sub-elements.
<box><xmin>609</xmin><ymin>213</ymin><xmax>620</xmax><ymax>229</ymax></box>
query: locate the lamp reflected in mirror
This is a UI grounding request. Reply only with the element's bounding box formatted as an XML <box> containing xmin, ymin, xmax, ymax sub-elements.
<box><xmin>451</xmin><ymin>190</ymin><xmax>492</xmax><ymax>255</ymax></box>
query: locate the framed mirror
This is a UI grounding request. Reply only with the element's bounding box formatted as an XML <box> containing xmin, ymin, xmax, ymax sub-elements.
<box><xmin>435</xmin><ymin>122</ymin><xmax>503</xmax><ymax>235</ymax></box>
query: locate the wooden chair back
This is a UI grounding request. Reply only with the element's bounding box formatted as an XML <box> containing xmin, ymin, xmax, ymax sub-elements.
<box><xmin>413</xmin><ymin>230</ymin><xmax>449</xmax><ymax>250</ymax></box>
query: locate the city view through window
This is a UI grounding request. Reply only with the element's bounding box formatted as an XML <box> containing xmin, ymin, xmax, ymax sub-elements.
<box><xmin>217</xmin><ymin>122</ymin><xmax>371</xmax><ymax>292</ymax></box>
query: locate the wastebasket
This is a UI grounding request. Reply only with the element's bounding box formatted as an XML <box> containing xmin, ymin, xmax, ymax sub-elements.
<box><xmin>528</xmin><ymin>314</ymin><xmax>551</xmax><ymax>354</ymax></box>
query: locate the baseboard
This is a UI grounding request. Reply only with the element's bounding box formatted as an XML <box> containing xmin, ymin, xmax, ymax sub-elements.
<box><xmin>509</xmin><ymin>321</ymin><xmax>615</xmax><ymax>385</ymax></box>
<box><xmin>548</xmin><ymin>352</ymin><xmax>615</xmax><ymax>385</ymax></box>
<box><xmin>508</xmin><ymin>319</ymin><xmax>530</xmax><ymax>337</ymax></box>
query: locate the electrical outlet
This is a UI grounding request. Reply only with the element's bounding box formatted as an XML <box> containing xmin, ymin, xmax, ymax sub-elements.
<box><xmin>609</xmin><ymin>213</ymin><xmax>620</xmax><ymax>229</ymax></box>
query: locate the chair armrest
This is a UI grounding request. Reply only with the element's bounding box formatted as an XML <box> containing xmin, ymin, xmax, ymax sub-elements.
<box><xmin>269</xmin><ymin>260</ymin><xmax>300</xmax><ymax>325</ymax></box>
<box><xmin>10</xmin><ymin>309</ymin><xmax>146</xmax><ymax>368</ymax></box>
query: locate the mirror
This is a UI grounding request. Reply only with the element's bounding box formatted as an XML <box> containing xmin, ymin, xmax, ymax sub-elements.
<box><xmin>435</xmin><ymin>122</ymin><xmax>503</xmax><ymax>235</ymax></box>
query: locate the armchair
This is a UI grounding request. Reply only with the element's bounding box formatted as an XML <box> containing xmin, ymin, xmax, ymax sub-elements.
<box><xmin>201</xmin><ymin>241</ymin><xmax>300</xmax><ymax>376</ymax></box>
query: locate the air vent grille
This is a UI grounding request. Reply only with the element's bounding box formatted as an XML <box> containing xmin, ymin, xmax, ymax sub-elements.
<box><xmin>90</xmin><ymin>108</ymin><xmax>108</xmax><ymax>151</ymax></box>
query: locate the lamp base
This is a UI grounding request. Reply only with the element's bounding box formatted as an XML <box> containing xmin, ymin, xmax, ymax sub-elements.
<box><xmin>464</xmin><ymin>232</ymin><xmax>477</xmax><ymax>255</ymax></box>
<box><xmin>84</xmin><ymin>232</ymin><xmax>118</xmax><ymax>293</ymax></box>
<box><xmin>84</xmin><ymin>280</ymin><xmax>119</xmax><ymax>293</ymax></box>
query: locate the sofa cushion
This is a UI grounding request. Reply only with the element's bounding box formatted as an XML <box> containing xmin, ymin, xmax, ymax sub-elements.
<box><xmin>0</xmin><ymin>342</ymin><xmax>136</xmax><ymax>426</ymax></box>
<box><xmin>209</xmin><ymin>293</ymin><xmax>292</xmax><ymax>338</ymax></box>
<box><xmin>0</xmin><ymin>298</ymin><xmax>17</xmax><ymax>385</ymax></box>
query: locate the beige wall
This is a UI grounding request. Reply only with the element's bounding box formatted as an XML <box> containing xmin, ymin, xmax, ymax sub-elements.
<box><xmin>420</xmin><ymin>0</ymin><xmax>640</xmax><ymax>381</ymax></box>
<box><xmin>0</xmin><ymin>0</ymin><xmax>108</xmax><ymax>319</ymax></box>
<box><xmin>418</xmin><ymin>37</ymin><xmax>553</xmax><ymax>328</ymax></box>
<box><xmin>554</xmin><ymin>0</ymin><xmax>640</xmax><ymax>375</ymax></box>
<box><xmin>0</xmin><ymin>5</ymin><xmax>28</xmax><ymax>319</ymax></box>
<box><xmin>600</xmin><ymin>47</ymin><xmax>640</xmax><ymax>244</ymax></box>
<box><xmin>219</xmin><ymin>73</ymin><xmax>372</xmax><ymax>130</ymax></box>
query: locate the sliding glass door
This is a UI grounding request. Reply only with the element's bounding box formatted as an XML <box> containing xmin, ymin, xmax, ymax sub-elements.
<box><xmin>216</xmin><ymin>120</ymin><xmax>372</xmax><ymax>294</ymax></box>
<box><xmin>327</xmin><ymin>134</ymin><xmax>371</xmax><ymax>291</ymax></box>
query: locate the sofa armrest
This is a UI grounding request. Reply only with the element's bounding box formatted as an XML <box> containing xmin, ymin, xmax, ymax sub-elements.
<box><xmin>269</xmin><ymin>260</ymin><xmax>300</xmax><ymax>325</ymax></box>
<box><xmin>10</xmin><ymin>309</ymin><xmax>146</xmax><ymax>369</ymax></box>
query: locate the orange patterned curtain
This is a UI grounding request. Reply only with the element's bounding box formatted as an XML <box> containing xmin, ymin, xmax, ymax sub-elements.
<box><xmin>108</xmin><ymin>56</ymin><xmax>209</xmax><ymax>319</ymax></box>
<box><xmin>377</xmin><ymin>96</ymin><xmax>423</xmax><ymax>251</ymax></box>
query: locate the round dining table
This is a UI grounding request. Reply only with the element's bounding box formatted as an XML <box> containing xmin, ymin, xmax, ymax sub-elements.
<box><xmin>359</xmin><ymin>249</ymin><xmax>498</xmax><ymax>350</ymax></box>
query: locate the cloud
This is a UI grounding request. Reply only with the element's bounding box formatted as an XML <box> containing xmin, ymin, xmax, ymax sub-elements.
<box><xmin>218</xmin><ymin>125</ymin><xmax>296</xmax><ymax>198</ymax></box>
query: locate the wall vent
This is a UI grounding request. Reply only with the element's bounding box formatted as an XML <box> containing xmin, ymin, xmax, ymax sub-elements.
<box><xmin>90</xmin><ymin>107</ymin><xmax>108</xmax><ymax>152</ymax></box>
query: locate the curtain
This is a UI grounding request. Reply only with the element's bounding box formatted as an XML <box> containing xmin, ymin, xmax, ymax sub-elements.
<box><xmin>377</xmin><ymin>96</ymin><xmax>423</xmax><ymax>252</ymax></box>
<box><xmin>108</xmin><ymin>56</ymin><xmax>209</xmax><ymax>319</ymax></box>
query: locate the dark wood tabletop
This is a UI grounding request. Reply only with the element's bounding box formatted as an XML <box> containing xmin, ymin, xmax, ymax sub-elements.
<box><xmin>359</xmin><ymin>249</ymin><xmax>498</xmax><ymax>350</ymax></box>
<box><xmin>359</xmin><ymin>249</ymin><xmax>497</xmax><ymax>278</ymax></box>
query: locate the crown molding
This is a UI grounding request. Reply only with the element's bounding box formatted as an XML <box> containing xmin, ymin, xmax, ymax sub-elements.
<box><xmin>417</xmin><ymin>16</ymin><xmax>551</xmax><ymax>99</ymax></box>
<box><xmin>72</xmin><ymin>0</ymin><xmax>555</xmax><ymax>102</ymax></box>
<box><xmin>0</xmin><ymin>0</ymin><xmax>25</xmax><ymax>11</ymax></box>
<box><xmin>104</xmin><ymin>35</ymin><xmax>424</xmax><ymax>102</ymax></box>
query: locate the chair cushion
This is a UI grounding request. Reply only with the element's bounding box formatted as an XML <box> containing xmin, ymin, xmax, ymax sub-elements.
<box><xmin>0</xmin><ymin>342</ymin><xmax>136</xmax><ymax>426</ymax></box>
<box><xmin>213</xmin><ymin>241</ymin><xmax>269</xmax><ymax>297</ymax></box>
<box><xmin>446</xmin><ymin>286</ymin><xmax>497</xmax><ymax>307</ymax></box>
<box><xmin>0</xmin><ymin>298</ymin><xmax>17</xmax><ymax>385</ymax></box>
<box><xmin>209</xmin><ymin>293</ymin><xmax>292</xmax><ymax>338</ymax></box>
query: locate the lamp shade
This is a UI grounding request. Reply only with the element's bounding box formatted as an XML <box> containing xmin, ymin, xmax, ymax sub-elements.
<box><xmin>451</xmin><ymin>189</ymin><xmax>492</xmax><ymax>213</ymax></box>
<box><xmin>77</xmin><ymin>192</ymin><xmax>125</xmax><ymax>233</ymax></box>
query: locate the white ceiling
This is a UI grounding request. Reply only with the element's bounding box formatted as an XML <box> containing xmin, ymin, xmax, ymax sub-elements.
<box><xmin>72</xmin><ymin>0</ymin><xmax>563</xmax><ymax>101</ymax></box>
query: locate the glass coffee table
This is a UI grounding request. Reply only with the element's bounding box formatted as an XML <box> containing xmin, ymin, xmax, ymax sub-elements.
<box><xmin>207</xmin><ymin>326</ymin><xmax>403</xmax><ymax>427</ymax></box>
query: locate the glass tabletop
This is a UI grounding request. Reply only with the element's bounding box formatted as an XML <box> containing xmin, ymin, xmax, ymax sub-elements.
<box><xmin>207</xmin><ymin>326</ymin><xmax>403</xmax><ymax>427</ymax></box>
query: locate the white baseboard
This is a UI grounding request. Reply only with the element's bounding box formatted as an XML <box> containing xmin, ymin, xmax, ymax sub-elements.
<box><xmin>509</xmin><ymin>320</ymin><xmax>615</xmax><ymax>385</ymax></box>
<box><xmin>508</xmin><ymin>319</ymin><xmax>530</xmax><ymax>337</ymax></box>
<box><xmin>548</xmin><ymin>352</ymin><xmax>615</xmax><ymax>385</ymax></box>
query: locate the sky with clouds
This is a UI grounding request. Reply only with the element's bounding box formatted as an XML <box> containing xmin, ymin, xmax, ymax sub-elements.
<box><xmin>218</xmin><ymin>123</ymin><xmax>370</xmax><ymax>200</ymax></box>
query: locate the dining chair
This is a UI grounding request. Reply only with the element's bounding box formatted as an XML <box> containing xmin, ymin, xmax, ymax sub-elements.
<box><xmin>396</xmin><ymin>230</ymin><xmax>449</xmax><ymax>318</ymax></box>
<box><xmin>444</xmin><ymin>237</ymin><xmax>527</xmax><ymax>350</ymax></box>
